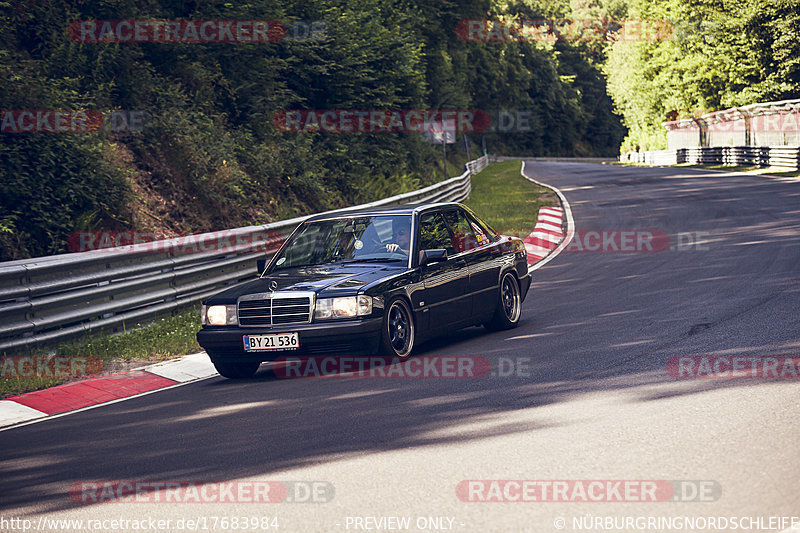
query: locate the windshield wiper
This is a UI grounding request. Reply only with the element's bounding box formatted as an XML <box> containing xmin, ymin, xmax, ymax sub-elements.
<box><xmin>338</xmin><ymin>257</ymin><xmax>404</xmax><ymax>263</ymax></box>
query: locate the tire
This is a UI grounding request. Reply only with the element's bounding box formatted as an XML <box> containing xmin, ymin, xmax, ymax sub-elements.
<box><xmin>485</xmin><ymin>272</ymin><xmax>522</xmax><ymax>331</ymax></box>
<box><xmin>379</xmin><ymin>297</ymin><xmax>415</xmax><ymax>359</ymax></box>
<box><xmin>212</xmin><ymin>359</ymin><xmax>260</xmax><ymax>379</ymax></box>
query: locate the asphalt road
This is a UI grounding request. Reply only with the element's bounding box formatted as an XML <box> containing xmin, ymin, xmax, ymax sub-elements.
<box><xmin>2</xmin><ymin>162</ymin><xmax>799</xmax><ymax>533</ymax></box>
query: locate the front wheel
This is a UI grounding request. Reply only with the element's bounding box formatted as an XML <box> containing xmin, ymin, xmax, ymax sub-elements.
<box><xmin>485</xmin><ymin>272</ymin><xmax>522</xmax><ymax>331</ymax></box>
<box><xmin>211</xmin><ymin>359</ymin><xmax>260</xmax><ymax>379</ymax></box>
<box><xmin>379</xmin><ymin>298</ymin><xmax>415</xmax><ymax>359</ymax></box>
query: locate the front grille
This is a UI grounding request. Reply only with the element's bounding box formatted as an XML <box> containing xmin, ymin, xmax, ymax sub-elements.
<box><xmin>238</xmin><ymin>294</ymin><xmax>313</xmax><ymax>326</ymax></box>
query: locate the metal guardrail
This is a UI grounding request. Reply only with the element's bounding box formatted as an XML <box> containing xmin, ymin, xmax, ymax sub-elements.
<box><xmin>0</xmin><ymin>155</ymin><xmax>488</xmax><ymax>353</ymax></box>
<box><xmin>620</xmin><ymin>146</ymin><xmax>799</xmax><ymax>171</ymax></box>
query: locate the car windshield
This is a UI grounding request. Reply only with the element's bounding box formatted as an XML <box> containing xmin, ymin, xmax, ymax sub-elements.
<box><xmin>270</xmin><ymin>215</ymin><xmax>412</xmax><ymax>270</ymax></box>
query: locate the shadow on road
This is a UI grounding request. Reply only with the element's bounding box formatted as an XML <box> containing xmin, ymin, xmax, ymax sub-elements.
<box><xmin>2</xmin><ymin>162</ymin><xmax>799</xmax><ymax>515</ymax></box>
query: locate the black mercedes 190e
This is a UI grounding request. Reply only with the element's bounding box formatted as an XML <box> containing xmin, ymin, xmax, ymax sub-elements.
<box><xmin>197</xmin><ymin>202</ymin><xmax>531</xmax><ymax>378</ymax></box>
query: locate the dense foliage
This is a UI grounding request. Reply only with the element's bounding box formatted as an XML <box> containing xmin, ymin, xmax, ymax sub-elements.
<box><xmin>2</xmin><ymin>0</ymin><xmax>628</xmax><ymax>259</ymax></box>
<box><xmin>605</xmin><ymin>0</ymin><xmax>800</xmax><ymax>151</ymax></box>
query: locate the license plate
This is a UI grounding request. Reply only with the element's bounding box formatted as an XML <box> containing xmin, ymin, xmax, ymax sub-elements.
<box><xmin>243</xmin><ymin>333</ymin><xmax>299</xmax><ymax>351</ymax></box>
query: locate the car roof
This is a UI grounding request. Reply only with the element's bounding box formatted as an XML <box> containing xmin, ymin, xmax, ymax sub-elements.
<box><xmin>304</xmin><ymin>202</ymin><xmax>464</xmax><ymax>221</ymax></box>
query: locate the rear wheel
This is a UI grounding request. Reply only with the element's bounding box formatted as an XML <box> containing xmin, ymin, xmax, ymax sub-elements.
<box><xmin>485</xmin><ymin>272</ymin><xmax>522</xmax><ymax>331</ymax></box>
<box><xmin>379</xmin><ymin>298</ymin><xmax>415</xmax><ymax>359</ymax></box>
<box><xmin>211</xmin><ymin>359</ymin><xmax>260</xmax><ymax>379</ymax></box>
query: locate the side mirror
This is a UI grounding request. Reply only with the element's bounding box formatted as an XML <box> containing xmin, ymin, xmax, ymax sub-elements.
<box><xmin>419</xmin><ymin>248</ymin><xmax>447</xmax><ymax>266</ymax></box>
<box><xmin>256</xmin><ymin>258</ymin><xmax>267</xmax><ymax>274</ymax></box>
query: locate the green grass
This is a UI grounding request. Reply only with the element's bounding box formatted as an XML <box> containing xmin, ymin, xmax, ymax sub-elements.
<box><xmin>1</xmin><ymin>306</ymin><xmax>202</xmax><ymax>399</ymax></box>
<box><xmin>464</xmin><ymin>160</ymin><xmax>559</xmax><ymax>238</ymax></box>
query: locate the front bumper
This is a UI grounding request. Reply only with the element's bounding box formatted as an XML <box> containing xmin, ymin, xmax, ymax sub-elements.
<box><xmin>196</xmin><ymin>317</ymin><xmax>383</xmax><ymax>362</ymax></box>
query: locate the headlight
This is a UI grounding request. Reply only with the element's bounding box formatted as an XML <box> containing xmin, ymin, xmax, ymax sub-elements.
<box><xmin>314</xmin><ymin>295</ymin><xmax>372</xmax><ymax>320</ymax></box>
<box><xmin>202</xmin><ymin>304</ymin><xmax>238</xmax><ymax>326</ymax></box>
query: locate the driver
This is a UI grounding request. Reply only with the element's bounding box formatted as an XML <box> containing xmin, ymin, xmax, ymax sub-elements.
<box><xmin>385</xmin><ymin>224</ymin><xmax>410</xmax><ymax>255</ymax></box>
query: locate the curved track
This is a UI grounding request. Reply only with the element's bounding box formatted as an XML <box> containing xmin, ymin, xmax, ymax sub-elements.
<box><xmin>1</xmin><ymin>162</ymin><xmax>798</xmax><ymax>532</ymax></box>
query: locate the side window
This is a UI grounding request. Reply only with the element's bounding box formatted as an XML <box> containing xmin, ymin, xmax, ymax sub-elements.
<box><xmin>418</xmin><ymin>212</ymin><xmax>455</xmax><ymax>255</ymax></box>
<box><xmin>465</xmin><ymin>214</ymin><xmax>492</xmax><ymax>247</ymax></box>
<box><xmin>442</xmin><ymin>210</ymin><xmax>479</xmax><ymax>252</ymax></box>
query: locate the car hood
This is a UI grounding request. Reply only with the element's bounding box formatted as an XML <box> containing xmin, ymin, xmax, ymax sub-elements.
<box><xmin>204</xmin><ymin>263</ymin><xmax>404</xmax><ymax>304</ymax></box>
